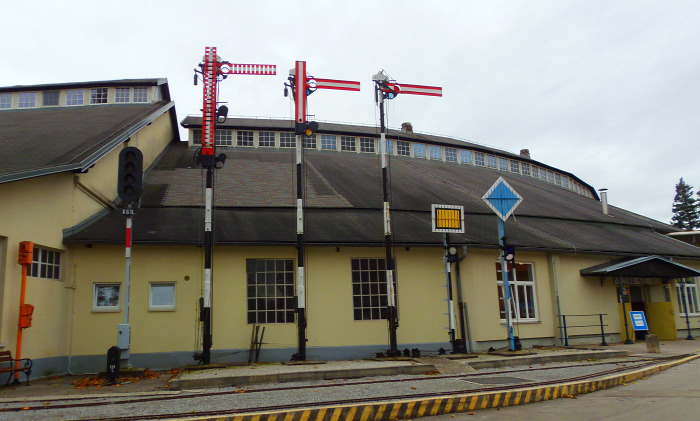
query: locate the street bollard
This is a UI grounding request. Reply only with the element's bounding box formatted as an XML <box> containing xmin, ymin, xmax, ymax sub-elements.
<box><xmin>645</xmin><ymin>334</ymin><xmax>660</xmax><ymax>353</ymax></box>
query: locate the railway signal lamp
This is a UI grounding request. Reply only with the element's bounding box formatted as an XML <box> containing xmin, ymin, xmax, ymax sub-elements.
<box><xmin>117</xmin><ymin>147</ymin><xmax>143</xmax><ymax>204</ymax></box>
<box><xmin>295</xmin><ymin>121</ymin><xmax>319</xmax><ymax>136</ymax></box>
<box><xmin>446</xmin><ymin>246</ymin><xmax>459</xmax><ymax>263</ymax></box>
<box><xmin>500</xmin><ymin>237</ymin><xmax>515</xmax><ymax>263</ymax></box>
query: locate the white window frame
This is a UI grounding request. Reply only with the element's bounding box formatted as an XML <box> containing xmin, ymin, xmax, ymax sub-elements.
<box><xmin>359</xmin><ymin>137</ymin><xmax>375</xmax><ymax>153</ymax></box>
<box><xmin>149</xmin><ymin>282</ymin><xmax>176</xmax><ymax>312</ymax></box>
<box><xmin>487</xmin><ymin>155</ymin><xmax>497</xmax><ymax>168</ymax></box>
<box><xmin>237</xmin><ymin>130</ymin><xmax>254</xmax><ymax>147</ymax></box>
<box><xmin>351</xmin><ymin>258</ymin><xmax>396</xmax><ymax>321</ymax></box>
<box><xmin>521</xmin><ymin>162</ymin><xmax>531</xmax><ymax>176</ymax></box>
<box><xmin>66</xmin><ymin>89</ymin><xmax>84</xmax><ymax>106</ymax></box>
<box><xmin>280</xmin><ymin>132</ymin><xmax>295</xmax><ymax>148</ymax></box>
<box><xmin>510</xmin><ymin>160</ymin><xmax>520</xmax><ymax>174</ymax></box>
<box><xmin>498</xmin><ymin>157</ymin><xmax>509</xmax><ymax>171</ymax></box>
<box><xmin>303</xmin><ymin>134</ymin><xmax>317</xmax><ymax>149</ymax></box>
<box><xmin>215</xmin><ymin>130</ymin><xmax>233</xmax><ymax>146</ymax></box>
<box><xmin>414</xmin><ymin>143</ymin><xmax>427</xmax><ymax>158</ymax></box>
<box><xmin>340</xmin><ymin>136</ymin><xmax>356</xmax><ymax>152</ymax></box>
<box><xmin>429</xmin><ymin>145</ymin><xmax>443</xmax><ymax>160</ymax></box>
<box><xmin>475</xmin><ymin>152</ymin><xmax>486</xmax><ymax>166</ymax></box>
<box><xmin>676</xmin><ymin>279</ymin><xmax>699</xmax><ymax>316</ymax></box>
<box><xmin>397</xmin><ymin>140</ymin><xmax>410</xmax><ymax>156</ymax></box>
<box><xmin>385</xmin><ymin>139</ymin><xmax>393</xmax><ymax>154</ymax></box>
<box><xmin>0</xmin><ymin>93</ymin><xmax>12</xmax><ymax>109</ymax></box>
<box><xmin>531</xmin><ymin>165</ymin><xmax>539</xmax><ymax>179</ymax></box>
<box><xmin>90</xmin><ymin>88</ymin><xmax>108</xmax><ymax>104</ymax></box>
<box><xmin>496</xmin><ymin>262</ymin><xmax>538</xmax><ymax>322</ymax></box>
<box><xmin>42</xmin><ymin>91</ymin><xmax>59</xmax><ymax>106</ymax></box>
<box><xmin>246</xmin><ymin>259</ymin><xmax>296</xmax><ymax>324</ymax></box>
<box><xmin>93</xmin><ymin>283</ymin><xmax>121</xmax><ymax>312</ymax></box>
<box><xmin>115</xmin><ymin>87</ymin><xmax>131</xmax><ymax>103</ymax></box>
<box><xmin>132</xmin><ymin>87</ymin><xmax>148</xmax><ymax>103</ymax></box>
<box><xmin>321</xmin><ymin>134</ymin><xmax>337</xmax><ymax>150</ymax></box>
<box><xmin>28</xmin><ymin>246</ymin><xmax>62</xmax><ymax>280</ymax></box>
<box><xmin>460</xmin><ymin>150</ymin><xmax>472</xmax><ymax>164</ymax></box>
<box><xmin>445</xmin><ymin>148</ymin><xmax>457</xmax><ymax>162</ymax></box>
<box><xmin>258</xmin><ymin>131</ymin><xmax>275</xmax><ymax>147</ymax></box>
<box><xmin>18</xmin><ymin>92</ymin><xmax>36</xmax><ymax>108</ymax></box>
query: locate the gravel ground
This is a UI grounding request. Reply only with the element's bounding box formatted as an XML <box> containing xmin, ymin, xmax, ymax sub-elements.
<box><xmin>0</xmin><ymin>357</ymin><xmax>659</xmax><ymax>421</ymax></box>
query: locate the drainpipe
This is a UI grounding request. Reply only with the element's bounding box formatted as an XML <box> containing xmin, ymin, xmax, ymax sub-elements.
<box><xmin>454</xmin><ymin>246</ymin><xmax>474</xmax><ymax>353</ymax></box>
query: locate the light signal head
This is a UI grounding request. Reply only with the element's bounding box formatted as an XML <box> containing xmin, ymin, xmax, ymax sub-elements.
<box><xmin>118</xmin><ymin>147</ymin><xmax>143</xmax><ymax>204</ymax></box>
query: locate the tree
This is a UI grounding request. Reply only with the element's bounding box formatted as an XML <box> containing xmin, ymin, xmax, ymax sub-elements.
<box><xmin>671</xmin><ymin>178</ymin><xmax>699</xmax><ymax>230</ymax></box>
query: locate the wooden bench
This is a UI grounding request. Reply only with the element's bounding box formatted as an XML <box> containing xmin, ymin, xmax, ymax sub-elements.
<box><xmin>0</xmin><ymin>350</ymin><xmax>32</xmax><ymax>386</ymax></box>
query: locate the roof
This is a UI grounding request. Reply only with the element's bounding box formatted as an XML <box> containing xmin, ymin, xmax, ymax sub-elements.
<box><xmin>0</xmin><ymin>78</ymin><xmax>169</xmax><ymax>96</ymax></box>
<box><xmin>64</xmin><ymin>141</ymin><xmax>700</xmax><ymax>259</ymax></box>
<box><xmin>580</xmin><ymin>255</ymin><xmax>700</xmax><ymax>278</ymax></box>
<box><xmin>0</xmin><ymin>94</ymin><xmax>179</xmax><ymax>184</ymax></box>
<box><xmin>181</xmin><ymin>117</ymin><xmax>595</xmax><ymax>198</ymax></box>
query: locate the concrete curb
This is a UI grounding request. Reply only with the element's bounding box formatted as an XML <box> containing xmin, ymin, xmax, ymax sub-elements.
<box><xmin>176</xmin><ymin>352</ymin><xmax>700</xmax><ymax>421</ymax></box>
<box><xmin>467</xmin><ymin>349</ymin><xmax>630</xmax><ymax>369</ymax></box>
<box><xmin>170</xmin><ymin>364</ymin><xmax>437</xmax><ymax>390</ymax></box>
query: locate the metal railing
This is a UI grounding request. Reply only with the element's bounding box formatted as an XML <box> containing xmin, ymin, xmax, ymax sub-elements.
<box><xmin>558</xmin><ymin>313</ymin><xmax>609</xmax><ymax>346</ymax></box>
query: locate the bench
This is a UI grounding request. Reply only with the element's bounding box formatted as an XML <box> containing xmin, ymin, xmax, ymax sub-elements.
<box><xmin>0</xmin><ymin>350</ymin><xmax>32</xmax><ymax>386</ymax></box>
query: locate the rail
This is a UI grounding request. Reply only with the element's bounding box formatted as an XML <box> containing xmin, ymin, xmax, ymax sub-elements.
<box><xmin>558</xmin><ymin>313</ymin><xmax>609</xmax><ymax>346</ymax></box>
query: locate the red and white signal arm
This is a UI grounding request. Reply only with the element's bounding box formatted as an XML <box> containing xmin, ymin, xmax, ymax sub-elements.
<box><xmin>431</xmin><ymin>204</ymin><xmax>465</xmax><ymax>233</ymax></box>
<box><xmin>313</xmin><ymin>78</ymin><xmax>360</xmax><ymax>91</ymax></box>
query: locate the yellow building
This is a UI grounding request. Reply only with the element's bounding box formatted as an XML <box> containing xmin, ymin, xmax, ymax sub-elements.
<box><xmin>1</xmin><ymin>86</ymin><xmax>699</xmax><ymax>377</ymax></box>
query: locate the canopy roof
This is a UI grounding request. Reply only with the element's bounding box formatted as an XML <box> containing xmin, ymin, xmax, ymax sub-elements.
<box><xmin>580</xmin><ymin>255</ymin><xmax>700</xmax><ymax>279</ymax></box>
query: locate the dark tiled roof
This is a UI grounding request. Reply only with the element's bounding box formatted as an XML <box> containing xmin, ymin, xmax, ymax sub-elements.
<box><xmin>0</xmin><ymin>78</ymin><xmax>167</xmax><ymax>93</ymax></box>
<box><xmin>65</xmin><ymin>142</ymin><xmax>700</xmax><ymax>259</ymax></box>
<box><xmin>0</xmin><ymin>101</ymin><xmax>177</xmax><ymax>183</ymax></box>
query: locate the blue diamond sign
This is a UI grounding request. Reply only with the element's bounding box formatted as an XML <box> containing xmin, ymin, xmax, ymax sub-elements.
<box><xmin>482</xmin><ymin>177</ymin><xmax>523</xmax><ymax>221</ymax></box>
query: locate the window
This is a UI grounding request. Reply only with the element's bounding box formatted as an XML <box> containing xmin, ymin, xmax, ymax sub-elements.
<box><xmin>429</xmin><ymin>145</ymin><xmax>442</xmax><ymax>160</ymax></box>
<box><xmin>0</xmin><ymin>93</ymin><xmax>11</xmax><ymax>109</ymax></box>
<box><xmin>562</xmin><ymin>176</ymin><xmax>569</xmax><ymax>188</ymax></box>
<box><xmin>303</xmin><ymin>134</ymin><xmax>317</xmax><ymax>149</ymax></box>
<box><xmin>510</xmin><ymin>160</ymin><xmax>520</xmax><ymax>174</ymax></box>
<box><xmin>149</xmin><ymin>282</ymin><xmax>176</xmax><ymax>311</ymax></box>
<box><xmin>93</xmin><ymin>283</ymin><xmax>121</xmax><ymax>312</ymax></box>
<box><xmin>397</xmin><ymin>141</ymin><xmax>410</xmax><ymax>156</ymax></box>
<box><xmin>42</xmin><ymin>91</ymin><xmax>59</xmax><ymax>106</ymax></box>
<box><xmin>66</xmin><ymin>90</ymin><xmax>84</xmax><ymax>106</ymax></box>
<box><xmin>192</xmin><ymin>129</ymin><xmax>202</xmax><ymax>145</ymax></box>
<box><xmin>460</xmin><ymin>150</ymin><xmax>472</xmax><ymax>164</ymax></box>
<box><xmin>259</xmin><ymin>131</ymin><xmax>275</xmax><ymax>147</ymax></box>
<box><xmin>498</xmin><ymin>157</ymin><xmax>509</xmax><ymax>171</ymax></box>
<box><xmin>90</xmin><ymin>88</ymin><xmax>108</xmax><ymax>104</ymax></box>
<box><xmin>133</xmin><ymin>87</ymin><xmax>148</xmax><ymax>102</ymax></box>
<box><xmin>474</xmin><ymin>152</ymin><xmax>485</xmax><ymax>166</ymax></box>
<box><xmin>496</xmin><ymin>262</ymin><xmax>537</xmax><ymax>321</ymax></box>
<box><xmin>414</xmin><ymin>143</ymin><xmax>427</xmax><ymax>158</ymax></box>
<box><xmin>18</xmin><ymin>92</ymin><xmax>36</xmax><ymax>108</ymax></box>
<box><xmin>555</xmin><ymin>173</ymin><xmax>562</xmax><ymax>185</ymax></box>
<box><xmin>540</xmin><ymin>169</ymin><xmax>548</xmax><ymax>181</ymax></box>
<box><xmin>487</xmin><ymin>155</ymin><xmax>497</xmax><ymax>168</ymax></box>
<box><xmin>676</xmin><ymin>279</ymin><xmax>699</xmax><ymax>315</ymax></box>
<box><xmin>351</xmin><ymin>258</ymin><xmax>396</xmax><ymax>321</ymax></box>
<box><xmin>28</xmin><ymin>246</ymin><xmax>61</xmax><ymax>280</ymax></box>
<box><xmin>531</xmin><ymin>166</ymin><xmax>539</xmax><ymax>179</ymax></box>
<box><xmin>360</xmin><ymin>137</ymin><xmax>375</xmax><ymax>153</ymax></box>
<box><xmin>385</xmin><ymin>139</ymin><xmax>393</xmax><ymax>154</ymax></box>
<box><xmin>216</xmin><ymin>130</ymin><xmax>233</xmax><ymax>146</ymax></box>
<box><xmin>445</xmin><ymin>148</ymin><xmax>457</xmax><ymax>162</ymax></box>
<box><xmin>340</xmin><ymin>136</ymin><xmax>356</xmax><ymax>151</ymax></box>
<box><xmin>521</xmin><ymin>162</ymin><xmax>531</xmax><ymax>176</ymax></box>
<box><xmin>237</xmin><ymin>130</ymin><xmax>253</xmax><ymax>146</ymax></box>
<box><xmin>115</xmin><ymin>87</ymin><xmax>130</xmax><ymax>103</ymax></box>
<box><xmin>246</xmin><ymin>259</ymin><xmax>295</xmax><ymax>324</ymax></box>
<box><xmin>280</xmin><ymin>132</ymin><xmax>295</xmax><ymax>148</ymax></box>
<box><xmin>547</xmin><ymin>170</ymin><xmax>555</xmax><ymax>183</ymax></box>
<box><xmin>321</xmin><ymin>134</ymin><xmax>337</xmax><ymax>150</ymax></box>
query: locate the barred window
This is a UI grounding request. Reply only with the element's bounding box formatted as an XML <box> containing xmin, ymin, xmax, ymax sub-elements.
<box><xmin>133</xmin><ymin>87</ymin><xmax>148</xmax><ymax>102</ymax></box>
<box><xmin>521</xmin><ymin>162</ymin><xmax>531</xmax><ymax>176</ymax></box>
<box><xmin>397</xmin><ymin>141</ymin><xmax>410</xmax><ymax>156</ymax></box>
<box><xmin>115</xmin><ymin>88</ymin><xmax>130</xmax><ymax>103</ymax></box>
<box><xmin>429</xmin><ymin>145</ymin><xmax>442</xmax><ymax>160</ymax></box>
<box><xmin>247</xmin><ymin>259</ymin><xmax>296</xmax><ymax>324</ymax></box>
<box><xmin>259</xmin><ymin>131</ymin><xmax>275</xmax><ymax>147</ymax></box>
<box><xmin>460</xmin><ymin>150</ymin><xmax>472</xmax><ymax>164</ymax></box>
<box><xmin>66</xmin><ymin>89</ymin><xmax>84</xmax><ymax>106</ymax></box>
<box><xmin>676</xmin><ymin>279</ymin><xmax>699</xmax><ymax>315</ymax></box>
<box><xmin>28</xmin><ymin>246</ymin><xmax>62</xmax><ymax>280</ymax></box>
<box><xmin>414</xmin><ymin>144</ymin><xmax>427</xmax><ymax>158</ymax></box>
<box><xmin>340</xmin><ymin>136</ymin><xmax>356</xmax><ymax>151</ymax></box>
<box><xmin>351</xmin><ymin>258</ymin><xmax>396</xmax><ymax>321</ymax></box>
<box><xmin>474</xmin><ymin>152</ymin><xmax>485</xmax><ymax>166</ymax></box>
<box><xmin>510</xmin><ymin>160</ymin><xmax>520</xmax><ymax>174</ymax></box>
<box><xmin>280</xmin><ymin>132</ymin><xmax>295</xmax><ymax>148</ymax></box>
<box><xmin>445</xmin><ymin>148</ymin><xmax>457</xmax><ymax>162</ymax></box>
<box><xmin>321</xmin><ymin>134</ymin><xmax>337</xmax><ymax>150</ymax></box>
<box><xmin>496</xmin><ymin>262</ymin><xmax>538</xmax><ymax>321</ymax></box>
<box><xmin>42</xmin><ymin>91</ymin><xmax>59</xmax><ymax>106</ymax></box>
<box><xmin>90</xmin><ymin>88</ymin><xmax>108</xmax><ymax>104</ymax></box>
<box><xmin>237</xmin><ymin>130</ymin><xmax>254</xmax><ymax>146</ymax></box>
<box><xmin>216</xmin><ymin>130</ymin><xmax>233</xmax><ymax>146</ymax></box>
<box><xmin>18</xmin><ymin>92</ymin><xmax>36</xmax><ymax>108</ymax></box>
<box><xmin>360</xmin><ymin>137</ymin><xmax>375</xmax><ymax>153</ymax></box>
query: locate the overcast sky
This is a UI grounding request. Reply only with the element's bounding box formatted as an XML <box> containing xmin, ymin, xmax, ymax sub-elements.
<box><xmin>3</xmin><ymin>0</ymin><xmax>699</xmax><ymax>224</ymax></box>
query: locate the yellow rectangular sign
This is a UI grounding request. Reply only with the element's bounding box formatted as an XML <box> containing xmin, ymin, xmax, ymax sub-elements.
<box><xmin>431</xmin><ymin>204</ymin><xmax>465</xmax><ymax>233</ymax></box>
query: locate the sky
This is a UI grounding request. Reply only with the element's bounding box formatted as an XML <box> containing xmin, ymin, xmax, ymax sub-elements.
<box><xmin>3</xmin><ymin>0</ymin><xmax>699</xmax><ymax>224</ymax></box>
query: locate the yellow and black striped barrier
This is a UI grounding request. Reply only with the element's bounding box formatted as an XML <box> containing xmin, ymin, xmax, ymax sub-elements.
<box><xmin>182</xmin><ymin>353</ymin><xmax>699</xmax><ymax>421</ymax></box>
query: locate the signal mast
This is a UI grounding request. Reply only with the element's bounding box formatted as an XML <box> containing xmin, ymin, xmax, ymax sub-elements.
<box><xmin>193</xmin><ymin>47</ymin><xmax>276</xmax><ymax>365</ymax></box>
<box><xmin>284</xmin><ymin>62</ymin><xmax>360</xmax><ymax>360</ymax></box>
<box><xmin>372</xmin><ymin>71</ymin><xmax>442</xmax><ymax>356</ymax></box>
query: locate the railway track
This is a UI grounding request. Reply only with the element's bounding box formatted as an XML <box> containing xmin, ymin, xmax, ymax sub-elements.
<box><xmin>0</xmin><ymin>354</ymin><xmax>690</xmax><ymax>421</ymax></box>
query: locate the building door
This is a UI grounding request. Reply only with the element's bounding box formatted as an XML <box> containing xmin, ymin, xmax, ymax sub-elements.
<box><xmin>629</xmin><ymin>286</ymin><xmax>647</xmax><ymax>340</ymax></box>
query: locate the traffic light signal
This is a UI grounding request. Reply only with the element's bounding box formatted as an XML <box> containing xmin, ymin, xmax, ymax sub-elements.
<box><xmin>295</xmin><ymin>121</ymin><xmax>319</xmax><ymax>136</ymax></box>
<box><xmin>117</xmin><ymin>147</ymin><xmax>143</xmax><ymax>204</ymax></box>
